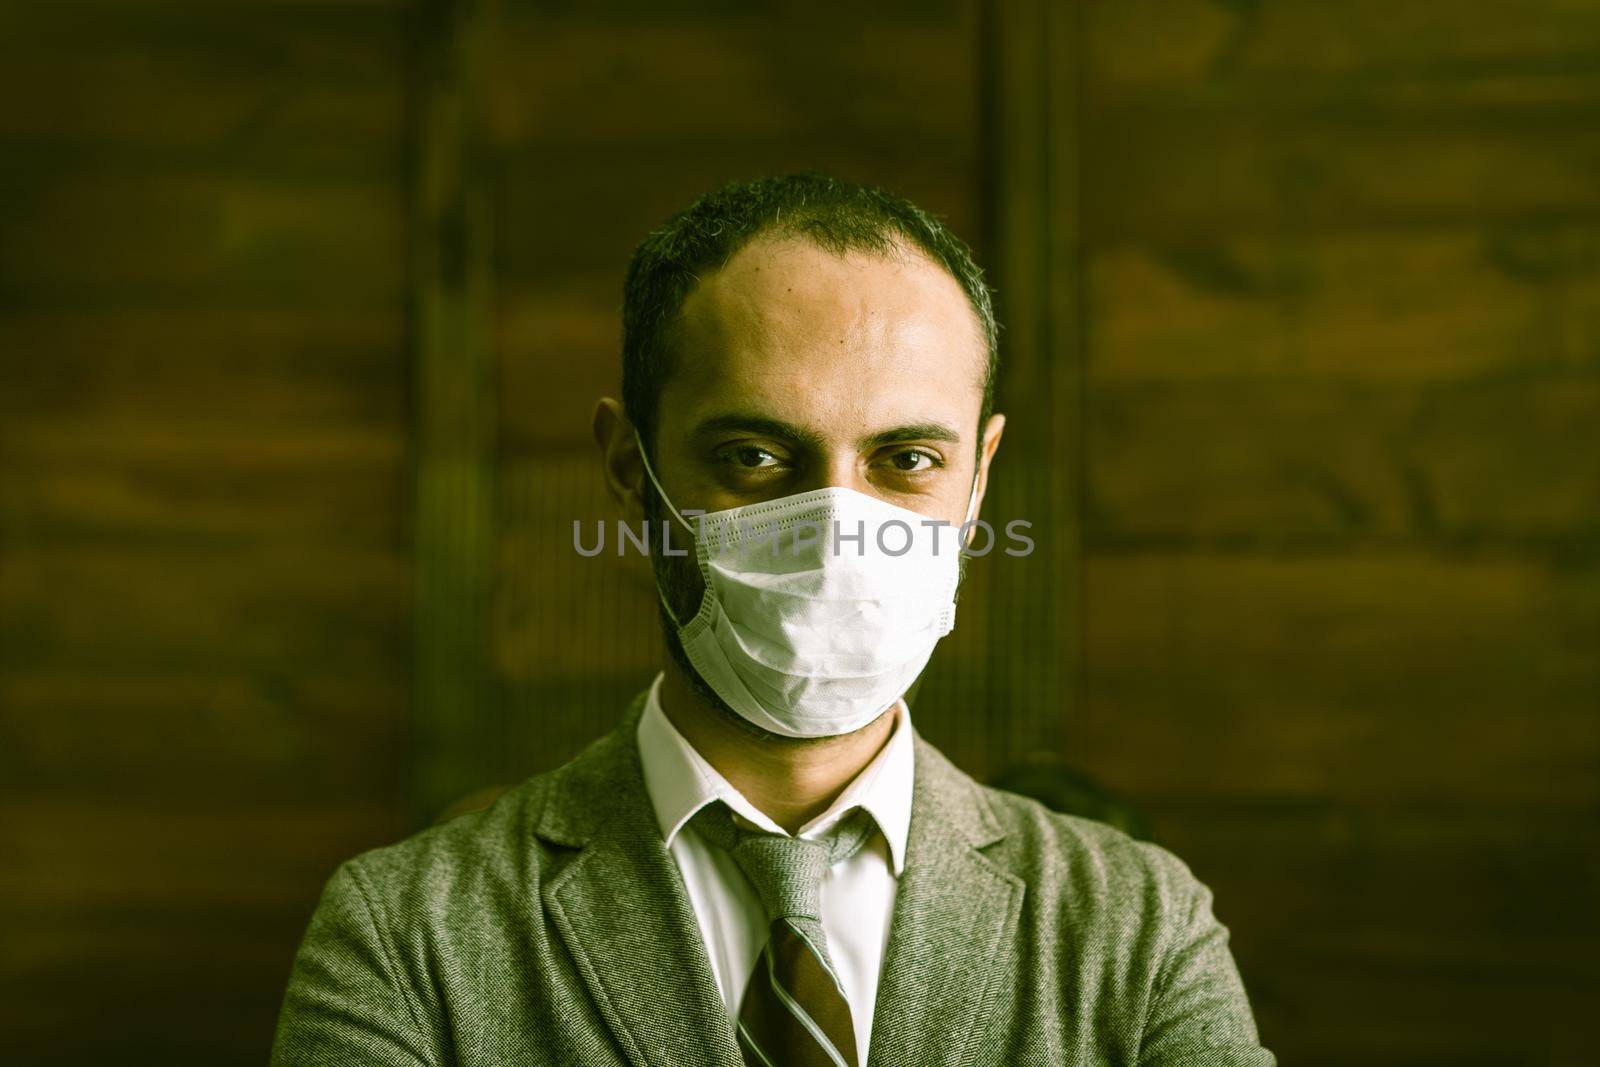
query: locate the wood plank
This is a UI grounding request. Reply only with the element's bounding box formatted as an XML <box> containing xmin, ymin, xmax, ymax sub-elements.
<box><xmin>494</xmin><ymin>147</ymin><xmax>981</xmax><ymax>283</ymax></box>
<box><xmin>1158</xmin><ymin>806</ymin><xmax>1600</xmax><ymax>947</ymax></box>
<box><xmin>1250</xmin><ymin>967</ymin><xmax>1593</xmax><ymax>1067</ymax></box>
<box><xmin>1147</xmin><ymin>804</ymin><xmax>1600</xmax><ymax>1065</ymax></box>
<box><xmin>0</xmin><ymin>421</ymin><xmax>403</xmax><ymax>549</ymax></box>
<box><xmin>0</xmin><ymin>170</ymin><xmax>404</xmax><ymax>307</ymax></box>
<box><xmin>1085</xmin><ymin>379</ymin><xmax>1600</xmax><ymax>545</ymax></box>
<box><xmin>0</xmin><ymin>7</ymin><xmax>409</xmax><ymax>220</ymax></box>
<box><xmin>0</xmin><ymin>800</ymin><xmax>401</xmax><ymax>913</ymax></box>
<box><xmin>1082</xmin><ymin>99</ymin><xmax>1600</xmax><ymax>241</ymax></box>
<box><xmin>0</xmin><ymin>673</ymin><xmax>405</xmax><ymax>802</ymax></box>
<box><xmin>1078</xmin><ymin>552</ymin><xmax>1600</xmax><ymax>806</ymax></box>
<box><xmin>1086</xmin><ymin>0</ymin><xmax>1600</xmax><ymax>90</ymax></box>
<box><xmin>0</xmin><ymin>547</ymin><xmax>409</xmax><ymax>675</ymax></box>
<box><xmin>0</xmin><ymin>309</ymin><xmax>404</xmax><ymax>421</ymax></box>
<box><xmin>489</xmin><ymin>12</ymin><xmax>977</xmax><ymax>146</ymax></box>
<box><xmin>0</xmin><ymin>2</ymin><xmax>407</xmax><ymax>93</ymax></box>
<box><xmin>0</xmin><ymin>59</ymin><xmax>400</xmax><ymax>165</ymax></box>
<box><xmin>1089</xmin><ymin>224</ymin><xmax>1600</xmax><ymax>385</ymax></box>
<box><xmin>1153</xmin><ymin>806</ymin><xmax>1600</xmax><ymax>965</ymax></box>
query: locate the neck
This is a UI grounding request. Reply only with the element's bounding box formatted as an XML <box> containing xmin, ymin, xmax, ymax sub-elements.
<box><xmin>658</xmin><ymin>661</ymin><xmax>898</xmax><ymax>834</ymax></box>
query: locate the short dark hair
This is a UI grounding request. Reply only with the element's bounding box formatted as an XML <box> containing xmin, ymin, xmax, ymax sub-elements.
<box><xmin>621</xmin><ymin>171</ymin><xmax>1000</xmax><ymax>454</ymax></box>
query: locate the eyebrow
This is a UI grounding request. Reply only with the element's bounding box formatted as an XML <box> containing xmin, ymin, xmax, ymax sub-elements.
<box><xmin>689</xmin><ymin>412</ymin><xmax>961</xmax><ymax>451</ymax></box>
<box><xmin>857</xmin><ymin>422</ymin><xmax>962</xmax><ymax>449</ymax></box>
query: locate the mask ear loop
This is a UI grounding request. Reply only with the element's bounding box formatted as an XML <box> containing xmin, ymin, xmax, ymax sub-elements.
<box><xmin>633</xmin><ymin>430</ymin><xmax>700</xmax><ymax>629</ymax></box>
<box><xmin>934</xmin><ymin>466</ymin><xmax>984</xmax><ymax>622</ymax></box>
<box><xmin>634</xmin><ymin>430</ymin><xmax>697</xmax><ymax>538</ymax></box>
<box><xmin>960</xmin><ymin>465</ymin><xmax>983</xmax><ymax>529</ymax></box>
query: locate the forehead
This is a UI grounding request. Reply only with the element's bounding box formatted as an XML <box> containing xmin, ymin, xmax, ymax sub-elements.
<box><xmin>661</xmin><ymin>234</ymin><xmax>987</xmax><ymax>436</ymax></box>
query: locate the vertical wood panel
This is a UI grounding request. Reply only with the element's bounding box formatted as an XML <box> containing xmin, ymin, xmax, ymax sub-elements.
<box><xmin>973</xmin><ymin>0</ymin><xmax>1085</xmax><ymax>770</ymax></box>
<box><xmin>410</xmin><ymin>0</ymin><xmax>501</xmax><ymax>821</ymax></box>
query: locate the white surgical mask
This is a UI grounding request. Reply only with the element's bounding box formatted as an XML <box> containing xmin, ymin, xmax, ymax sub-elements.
<box><xmin>637</xmin><ymin>434</ymin><xmax>977</xmax><ymax>738</ymax></box>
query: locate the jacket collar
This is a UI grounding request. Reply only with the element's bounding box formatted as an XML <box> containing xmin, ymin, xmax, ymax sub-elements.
<box><xmin>635</xmin><ymin>673</ymin><xmax>917</xmax><ymax>874</ymax></box>
<box><xmin>535</xmin><ymin>692</ymin><xmax>743</xmax><ymax>1067</ymax></box>
<box><xmin>535</xmin><ymin>692</ymin><xmax>1006</xmax><ymax>855</ymax></box>
<box><xmin>533</xmin><ymin>691</ymin><xmax>649</xmax><ymax>847</ymax></box>
<box><xmin>534</xmin><ymin>691</ymin><xmax>1025</xmax><ymax>1067</ymax></box>
<box><xmin>864</xmin><ymin>735</ymin><xmax>1025</xmax><ymax>1066</ymax></box>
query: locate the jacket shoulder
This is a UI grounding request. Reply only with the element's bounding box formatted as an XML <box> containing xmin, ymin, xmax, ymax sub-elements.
<box><xmin>272</xmin><ymin>770</ymin><xmax>572</xmax><ymax>1066</ymax></box>
<box><xmin>335</xmin><ymin>770</ymin><xmax>560</xmax><ymax>928</ymax></box>
<box><xmin>326</xmin><ymin>708</ymin><xmax>645</xmax><ymax>942</ymax></box>
<box><xmin>971</xmin><ymin>787</ymin><xmax>1272</xmax><ymax>1063</ymax></box>
<box><xmin>912</xmin><ymin>732</ymin><xmax>1203</xmax><ymax>911</ymax></box>
<box><xmin>975</xmin><ymin>780</ymin><xmax>1214</xmax><ymax>941</ymax></box>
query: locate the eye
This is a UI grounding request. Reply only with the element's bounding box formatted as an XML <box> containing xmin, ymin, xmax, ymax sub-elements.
<box><xmin>886</xmin><ymin>449</ymin><xmax>938</xmax><ymax>473</ymax></box>
<box><xmin>720</xmin><ymin>445</ymin><xmax>782</xmax><ymax>470</ymax></box>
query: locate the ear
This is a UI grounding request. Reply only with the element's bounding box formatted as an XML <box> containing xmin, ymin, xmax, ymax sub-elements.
<box><xmin>592</xmin><ymin>397</ymin><xmax>647</xmax><ymax>522</ymax></box>
<box><xmin>969</xmin><ymin>412</ymin><xmax>1006</xmax><ymax>521</ymax></box>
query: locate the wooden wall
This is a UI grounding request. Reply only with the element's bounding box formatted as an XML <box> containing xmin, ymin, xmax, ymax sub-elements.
<box><xmin>1</xmin><ymin>1</ymin><xmax>1595</xmax><ymax>1064</ymax></box>
<box><xmin>0</xmin><ymin>2</ymin><xmax>412</xmax><ymax>1061</ymax></box>
<box><xmin>1073</xmin><ymin>2</ymin><xmax>1600</xmax><ymax>1063</ymax></box>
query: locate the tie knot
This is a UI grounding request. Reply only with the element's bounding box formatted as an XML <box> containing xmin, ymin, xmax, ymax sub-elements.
<box><xmin>688</xmin><ymin>802</ymin><xmax>877</xmax><ymax>923</ymax></box>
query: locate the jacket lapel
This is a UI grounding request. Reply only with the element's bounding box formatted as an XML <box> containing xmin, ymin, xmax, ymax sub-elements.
<box><xmin>538</xmin><ymin>697</ymin><xmax>742</xmax><ymax>1067</ymax></box>
<box><xmin>868</xmin><ymin>735</ymin><xmax>1026</xmax><ymax>1067</ymax></box>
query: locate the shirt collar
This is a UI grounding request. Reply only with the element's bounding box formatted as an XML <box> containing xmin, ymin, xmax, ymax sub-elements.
<box><xmin>636</xmin><ymin>672</ymin><xmax>915</xmax><ymax>875</ymax></box>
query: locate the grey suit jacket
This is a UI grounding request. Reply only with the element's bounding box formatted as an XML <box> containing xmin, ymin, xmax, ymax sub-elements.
<box><xmin>272</xmin><ymin>696</ymin><xmax>1274</xmax><ymax>1066</ymax></box>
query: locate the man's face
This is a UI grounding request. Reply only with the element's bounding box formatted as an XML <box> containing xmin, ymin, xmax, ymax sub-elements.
<box><xmin>595</xmin><ymin>231</ymin><xmax>1006</xmax><ymax>734</ymax></box>
<box><xmin>649</xmin><ymin>233</ymin><xmax>998</xmax><ymax>527</ymax></box>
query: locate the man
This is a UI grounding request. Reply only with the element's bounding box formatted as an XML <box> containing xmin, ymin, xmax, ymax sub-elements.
<box><xmin>272</xmin><ymin>173</ymin><xmax>1274</xmax><ymax>1066</ymax></box>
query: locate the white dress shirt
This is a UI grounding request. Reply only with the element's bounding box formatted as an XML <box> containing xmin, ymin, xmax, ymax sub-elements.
<box><xmin>636</xmin><ymin>672</ymin><xmax>915</xmax><ymax>1065</ymax></box>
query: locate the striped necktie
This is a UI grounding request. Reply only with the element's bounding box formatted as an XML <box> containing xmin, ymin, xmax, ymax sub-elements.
<box><xmin>689</xmin><ymin>801</ymin><xmax>878</xmax><ymax>1067</ymax></box>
